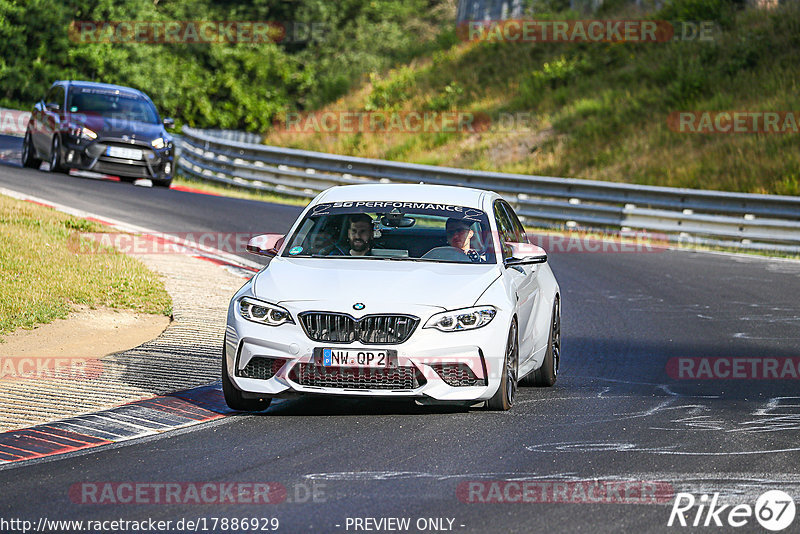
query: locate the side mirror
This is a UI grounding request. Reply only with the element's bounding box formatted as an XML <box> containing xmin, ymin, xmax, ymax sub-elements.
<box><xmin>162</xmin><ymin>117</ymin><xmax>175</xmax><ymax>129</ymax></box>
<box><xmin>247</xmin><ymin>234</ymin><xmax>285</xmax><ymax>258</ymax></box>
<box><xmin>46</xmin><ymin>102</ymin><xmax>61</xmax><ymax>112</ymax></box>
<box><xmin>504</xmin><ymin>242</ymin><xmax>547</xmax><ymax>266</ymax></box>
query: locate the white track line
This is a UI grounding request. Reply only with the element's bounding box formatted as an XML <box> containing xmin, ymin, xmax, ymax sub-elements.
<box><xmin>0</xmin><ymin>185</ymin><xmax>264</xmax><ymax>273</ymax></box>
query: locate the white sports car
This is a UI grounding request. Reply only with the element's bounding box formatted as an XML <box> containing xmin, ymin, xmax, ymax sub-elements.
<box><xmin>223</xmin><ymin>184</ymin><xmax>560</xmax><ymax>411</ymax></box>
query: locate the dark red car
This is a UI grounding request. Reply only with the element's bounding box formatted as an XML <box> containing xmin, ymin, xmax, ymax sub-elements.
<box><xmin>22</xmin><ymin>80</ymin><xmax>175</xmax><ymax>187</ymax></box>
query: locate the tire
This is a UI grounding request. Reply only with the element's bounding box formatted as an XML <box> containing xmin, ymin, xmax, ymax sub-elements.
<box><xmin>119</xmin><ymin>176</ymin><xmax>137</xmax><ymax>184</ymax></box>
<box><xmin>48</xmin><ymin>136</ymin><xmax>68</xmax><ymax>174</ymax></box>
<box><xmin>486</xmin><ymin>320</ymin><xmax>518</xmax><ymax>411</ymax></box>
<box><xmin>222</xmin><ymin>345</ymin><xmax>272</xmax><ymax>411</ymax></box>
<box><xmin>522</xmin><ymin>298</ymin><xmax>560</xmax><ymax>387</ymax></box>
<box><xmin>152</xmin><ymin>177</ymin><xmax>172</xmax><ymax>188</ymax></box>
<box><xmin>21</xmin><ymin>130</ymin><xmax>42</xmax><ymax>169</ymax></box>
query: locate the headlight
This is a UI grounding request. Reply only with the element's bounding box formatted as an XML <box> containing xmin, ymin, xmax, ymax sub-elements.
<box><xmin>424</xmin><ymin>306</ymin><xmax>497</xmax><ymax>332</ymax></box>
<box><xmin>151</xmin><ymin>137</ymin><xmax>165</xmax><ymax>149</ymax></box>
<box><xmin>239</xmin><ymin>297</ymin><xmax>294</xmax><ymax>326</ymax></box>
<box><xmin>68</xmin><ymin>126</ymin><xmax>97</xmax><ymax>141</ymax></box>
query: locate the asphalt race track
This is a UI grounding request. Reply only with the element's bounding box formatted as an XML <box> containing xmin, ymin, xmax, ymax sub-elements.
<box><xmin>1</xmin><ymin>135</ymin><xmax>799</xmax><ymax>533</ymax></box>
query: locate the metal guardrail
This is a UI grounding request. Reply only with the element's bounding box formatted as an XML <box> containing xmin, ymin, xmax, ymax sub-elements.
<box><xmin>191</xmin><ymin>129</ymin><xmax>263</xmax><ymax>145</ymax></box>
<box><xmin>456</xmin><ymin>0</ymin><xmax>525</xmax><ymax>24</ymax></box>
<box><xmin>176</xmin><ymin>126</ymin><xmax>800</xmax><ymax>253</ymax></box>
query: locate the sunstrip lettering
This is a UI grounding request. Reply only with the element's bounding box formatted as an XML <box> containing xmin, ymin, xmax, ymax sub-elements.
<box><xmin>327</xmin><ymin>201</ymin><xmax>465</xmax><ymax>212</ymax></box>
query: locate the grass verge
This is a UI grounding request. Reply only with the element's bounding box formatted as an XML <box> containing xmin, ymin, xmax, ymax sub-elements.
<box><xmin>262</xmin><ymin>1</ymin><xmax>800</xmax><ymax>196</ymax></box>
<box><xmin>173</xmin><ymin>174</ymin><xmax>310</xmax><ymax>207</ymax></box>
<box><xmin>0</xmin><ymin>194</ymin><xmax>172</xmax><ymax>339</ymax></box>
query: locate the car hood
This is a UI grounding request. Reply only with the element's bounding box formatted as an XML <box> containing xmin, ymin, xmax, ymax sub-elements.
<box><xmin>253</xmin><ymin>258</ymin><xmax>501</xmax><ymax>312</ymax></box>
<box><xmin>67</xmin><ymin>113</ymin><xmax>165</xmax><ymax>141</ymax></box>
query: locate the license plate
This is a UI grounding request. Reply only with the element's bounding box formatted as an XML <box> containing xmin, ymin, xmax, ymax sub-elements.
<box><xmin>322</xmin><ymin>348</ymin><xmax>388</xmax><ymax>368</ymax></box>
<box><xmin>107</xmin><ymin>146</ymin><xmax>143</xmax><ymax>160</ymax></box>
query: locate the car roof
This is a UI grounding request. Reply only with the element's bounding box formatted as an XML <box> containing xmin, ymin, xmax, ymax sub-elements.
<box><xmin>315</xmin><ymin>183</ymin><xmax>497</xmax><ymax>209</ymax></box>
<box><xmin>55</xmin><ymin>80</ymin><xmax>147</xmax><ymax>98</ymax></box>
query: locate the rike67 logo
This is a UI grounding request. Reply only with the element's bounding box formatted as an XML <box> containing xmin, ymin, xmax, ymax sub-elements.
<box><xmin>668</xmin><ymin>491</ymin><xmax>796</xmax><ymax>531</ymax></box>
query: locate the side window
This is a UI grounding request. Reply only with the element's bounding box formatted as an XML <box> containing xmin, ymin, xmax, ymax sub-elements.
<box><xmin>290</xmin><ymin>218</ymin><xmax>315</xmax><ymax>252</ymax></box>
<box><xmin>493</xmin><ymin>200</ymin><xmax>516</xmax><ymax>260</ymax></box>
<box><xmin>45</xmin><ymin>86</ymin><xmax>65</xmax><ymax>110</ymax></box>
<box><xmin>45</xmin><ymin>87</ymin><xmax>58</xmax><ymax>108</ymax></box>
<box><xmin>501</xmin><ymin>201</ymin><xmax>527</xmax><ymax>243</ymax></box>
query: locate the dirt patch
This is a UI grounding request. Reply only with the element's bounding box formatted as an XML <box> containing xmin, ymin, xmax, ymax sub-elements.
<box><xmin>0</xmin><ymin>305</ymin><xmax>170</xmax><ymax>360</ymax></box>
<box><xmin>0</xmin><ymin>249</ymin><xmax>243</xmax><ymax>432</ymax></box>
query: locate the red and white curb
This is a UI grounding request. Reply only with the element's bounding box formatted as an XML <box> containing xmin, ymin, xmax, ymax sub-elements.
<box><xmin>0</xmin><ymin>186</ymin><xmax>268</xmax><ymax>465</ymax></box>
<box><xmin>0</xmin><ymin>384</ymin><xmax>236</xmax><ymax>466</ymax></box>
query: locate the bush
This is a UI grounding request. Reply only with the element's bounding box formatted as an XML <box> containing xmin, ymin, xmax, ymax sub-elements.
<box><xmin>0</xmin><ymin>0</ymin><xmax>455</xmax><ymax>131</ymax></box>
<box><xmin>658</xmin><ymin>0</ymin><xmax>737</xmax><ymax>24</ymax></box>
<box><xmin>365</xmin><ymin>68</ymin><xmax>416</xmax><ymax>111</ymax></box>
<box><xmin>423</xmin><ymin>82</ymin><xmax>464</xmax><ymax>111</ymax></box>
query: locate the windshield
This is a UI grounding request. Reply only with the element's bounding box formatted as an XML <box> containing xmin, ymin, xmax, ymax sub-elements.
<box><xmin>67</xmin><ymin>88</ymin><xmax>159</xmax><ymax>124</ymax></box>
<box><xmin>282</xmin><ymin>201</ymin><xmax>497</xmax><ymax>264</ymax></box>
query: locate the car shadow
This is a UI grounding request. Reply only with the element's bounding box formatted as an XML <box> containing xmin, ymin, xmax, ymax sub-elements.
<box><xmin>261</xmin><ymin>394</ymin><xmax>474</xmax><ymax>416</ymax></box>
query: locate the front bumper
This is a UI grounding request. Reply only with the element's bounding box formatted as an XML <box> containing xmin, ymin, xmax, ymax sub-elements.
<box><xmin>62</xmin><ymin>136</ymin><xmax>173</xmax><ymax>179</ymax></box>
<box><xmin>224</xmin><ymin>301</ymin><xmax>511</xmax><ymax>403</ymax></box>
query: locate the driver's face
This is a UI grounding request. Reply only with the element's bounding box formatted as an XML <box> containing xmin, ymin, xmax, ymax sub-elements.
<box><xmin>348</xmin><ymin>221</ymin><xmax>372</xmax><ymax>252</ymax></box>
<box><xmin>448</xmin><ymin>227</ymin><xmax>473</xmax><ymax>250</ymax></box>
